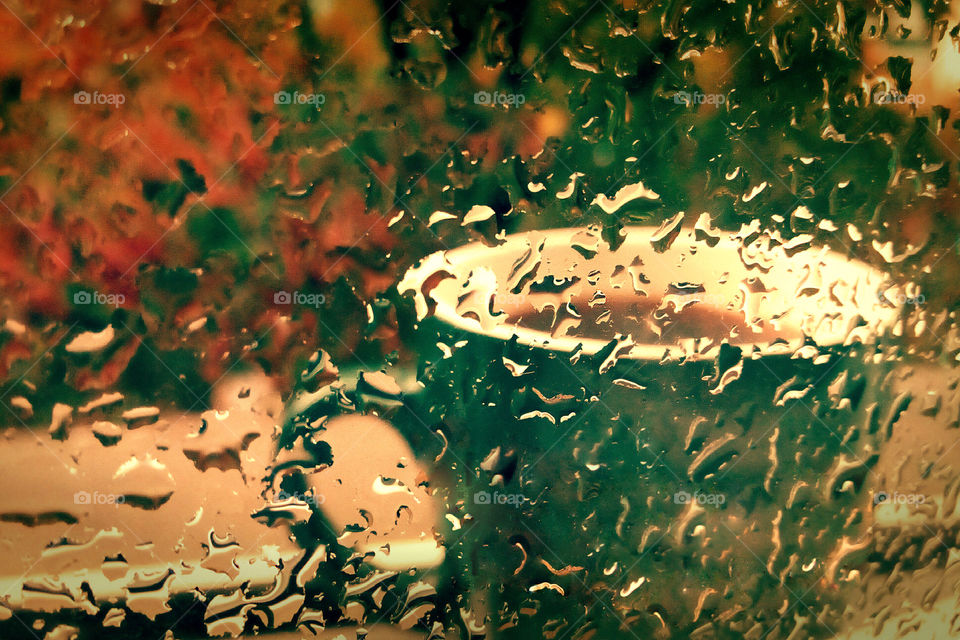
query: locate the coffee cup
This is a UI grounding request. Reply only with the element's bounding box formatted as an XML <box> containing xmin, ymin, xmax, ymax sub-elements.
<box><xmin>398</xmin><ymin>224</ymin><xmax>908</xmax><ymax>637</ymax></box>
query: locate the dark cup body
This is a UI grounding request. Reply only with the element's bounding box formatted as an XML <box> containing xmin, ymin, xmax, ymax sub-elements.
<box><xmin>404</xmin><ymin>316</ymin><xmax>900</xmax><ymax>639</ymax></box>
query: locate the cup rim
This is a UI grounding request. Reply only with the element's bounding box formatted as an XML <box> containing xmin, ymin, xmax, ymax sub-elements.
<box><xmin>399</xmin><ymin>226</ymin><xmax>905</xmax><ymax>362</ymax></box>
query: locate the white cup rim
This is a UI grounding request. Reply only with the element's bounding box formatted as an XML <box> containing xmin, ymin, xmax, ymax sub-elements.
<box><xmin>399</xmin><ymin>225</ymin><xmax>905</xmax><ymax>362</ymax></box>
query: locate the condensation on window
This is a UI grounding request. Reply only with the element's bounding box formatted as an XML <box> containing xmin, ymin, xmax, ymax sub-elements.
<box><xmin>0</xmin><ymin>0</ymin><xmax>958</xmax><ymax>639</ymax></box>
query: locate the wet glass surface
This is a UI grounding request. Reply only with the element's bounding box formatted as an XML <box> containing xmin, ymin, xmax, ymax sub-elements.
<box><xmin>0</xmin><ymin>0</ymin><xmax>959</xmax><ymax>638</ymax></box>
